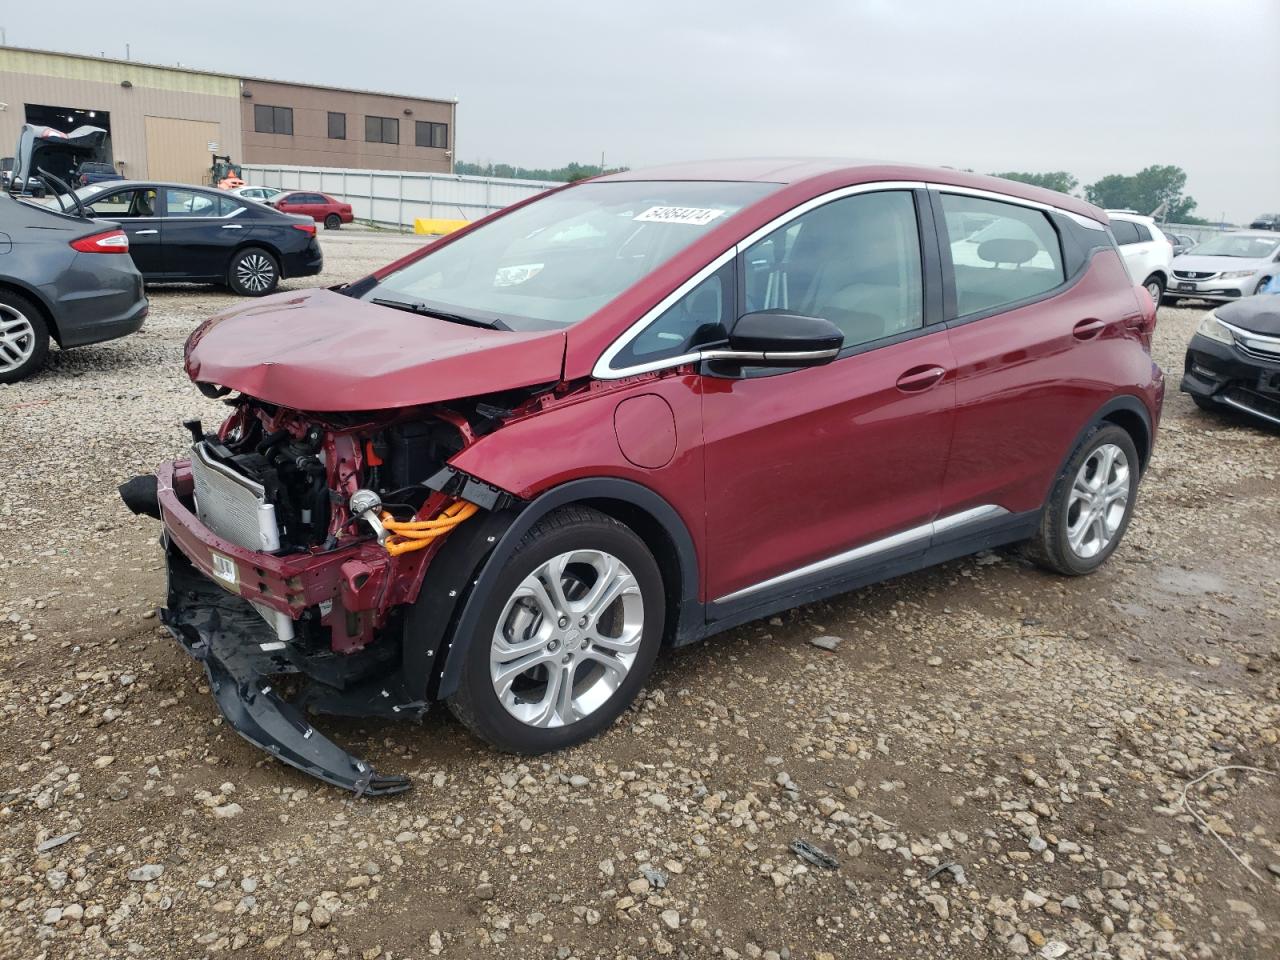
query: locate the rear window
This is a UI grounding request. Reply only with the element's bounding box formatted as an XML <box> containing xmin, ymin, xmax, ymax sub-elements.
<box><xmin>940</xmin><ymin>193</ymin><xmax>1066</xmax><ymax>316</ymax></box>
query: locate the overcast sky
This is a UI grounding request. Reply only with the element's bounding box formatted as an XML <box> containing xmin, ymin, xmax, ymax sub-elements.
<box><xmin>7</xmin><ymin>0</ymin><xmax>1278</xmax><ymax>222</ymax></box>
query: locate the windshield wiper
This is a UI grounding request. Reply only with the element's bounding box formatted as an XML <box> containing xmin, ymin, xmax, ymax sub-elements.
<box><xmin>372</xmin><ymin>296</ymin><xmax>507</xmax><ymax>330</ymax></box>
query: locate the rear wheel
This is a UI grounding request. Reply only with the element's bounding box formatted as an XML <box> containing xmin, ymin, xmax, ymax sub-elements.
<box><xmin>228</xmin><ymin>247</ymin><xmax>279</xmax><ymax>296</ymax></box>
<box><xmin>0</xmin><ymin>291</ymin><xmax>51</xmax><ymax>384</ymax></box>
<box><xmin>324</xmin><ymin>214</ymin><xmax>341</xmax><ymax>230</ymax></box>
<box><xmin>447</xmin><ymin>506</ymin><xmax>665</xmax><ymax>753</ymax></box>
<box><xmin>1025</xmin><ymin>424</ymin><xmax>1140</xmax><ymax>576</ymax></box>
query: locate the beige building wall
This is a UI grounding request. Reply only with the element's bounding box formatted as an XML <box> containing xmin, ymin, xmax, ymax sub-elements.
<box><xmin>0</xmin><ymin>47</ymin><xmax>242</xmax><ymax>182</ymax></box>
<box><xmin>240</xmin><ymin>78</ymin><xmax>454</xmax><ymax>174</ymax></box>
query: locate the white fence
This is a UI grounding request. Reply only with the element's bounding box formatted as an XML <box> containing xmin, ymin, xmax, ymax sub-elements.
<box><xmin>1160</xmin><ymin>222</ymin><xmax>1234</xmax><ymax>244</ymax></box>
<box><xmin>239</xmin><ymin>163</ymin><xmax>559</xmax><ymax>230</ymax></box>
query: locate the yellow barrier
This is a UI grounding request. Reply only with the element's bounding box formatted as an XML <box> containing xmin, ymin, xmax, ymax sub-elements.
<box><xmin>413</xmin><ymin>218</ymin><xmax>470</xmax><ymax>236</ymax></box>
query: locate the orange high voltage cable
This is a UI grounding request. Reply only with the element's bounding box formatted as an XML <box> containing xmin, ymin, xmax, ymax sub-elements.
<box><xmin>380</xmin><ymin>501</ymin><xmax>478</xmax><ymax>556</ymax></box>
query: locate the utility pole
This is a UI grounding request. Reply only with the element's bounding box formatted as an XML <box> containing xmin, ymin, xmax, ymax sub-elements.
<box><xmin>600</xmin><ymin>150</ymin><xmax>605</xmax><ymax>173</ymax></box>
<box><xmin>125</xmin><ymin>42</ymin><xmax>130</xmax><ymax>60</ymax></box>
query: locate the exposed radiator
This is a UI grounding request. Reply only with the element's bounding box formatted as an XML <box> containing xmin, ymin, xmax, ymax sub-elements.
<box><xmin>190</xmin><ymin>442</ymin><xmax>282</xmax><ymax>553</ymax></box>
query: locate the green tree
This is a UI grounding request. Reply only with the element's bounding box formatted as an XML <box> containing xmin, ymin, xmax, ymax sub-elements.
<box><xmin>454</xmin><ymin>160</ymin><xmax>628</xmax><ymax>183</ymax></box>
<box><xmin>990</xmin><ymin>171</ymin><xmax>1079</xmax><ymax>194</ymax></box>
<box><xmin>1085</xmin><ymin>165</ymin><xmax>1198</xmax><ymax>221</ymax></box>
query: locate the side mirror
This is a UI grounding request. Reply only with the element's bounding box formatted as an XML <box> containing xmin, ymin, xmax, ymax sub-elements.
<box><xmin>701</xmin><ymin>310</ymin><xmax>843</xmax><ymax>367</ymax></box>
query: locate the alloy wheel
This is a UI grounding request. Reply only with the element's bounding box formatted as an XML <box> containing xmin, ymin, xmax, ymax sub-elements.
<box><xmin>236</xmin><ymin>253</ymin><xmax>276</xmax><ymax>293</ymax></box>
<box><xmin>489</xmin><ymin>549</ymin><xmax>643</xmax><ymax>728</ymax></box>
<box><xmin>1065</xmin><ymin>442</ymin><xmax>1130</xmax><ymax>559</ymax></box>
<box><xmin>0</xmin><ymin>304</ymin><xmax>36</xmax><ymax>374</ymax></box>
<box><xmin>1145</xmin><ymin>280</ymin><xmax>1162</xmax><ymax>305</ymax></box>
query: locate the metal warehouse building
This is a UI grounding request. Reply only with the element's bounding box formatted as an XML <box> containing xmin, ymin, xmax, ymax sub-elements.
<box><xmin>0</xmin><ymin>46</ymin><xmax>456</xmax><ymax>186</ymax></box>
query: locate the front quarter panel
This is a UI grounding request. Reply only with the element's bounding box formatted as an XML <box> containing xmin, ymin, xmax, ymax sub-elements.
<box><xmin>448</xmin><ymin>374</ymin><xmax>708</xmax><ymax>589</ymax></box>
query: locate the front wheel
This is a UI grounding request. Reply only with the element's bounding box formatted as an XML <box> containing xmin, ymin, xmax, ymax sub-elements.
<box><xmin>1143</xmin><ymin>275</ymin><xmax>1165</xmax><ymax>307</ymax></box>
<box><xmin>447</xmin><ymin>506</ymin><xmax>665</xmax><ymax>753</ymax></box>
<box><xmin>228</xmin><ymin>247</ymin><xmax>279</xmax><ymax>296</ymax></box>
<box><xmin>1025</xmin><ymin>424</ymin><xmax>1140</xmax><ymax>576</ymax></box>
<box><xmin>1256</xmin><ymin>277</ymin><xmax>1273</xmax><ymax>296</ymax></box>
<box><xmin>324</xmin><ymin>214</ymin><xmax>341</xmax><ymax>230</ymax></box>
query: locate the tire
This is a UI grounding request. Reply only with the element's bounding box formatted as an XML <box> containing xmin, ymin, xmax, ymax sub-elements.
<box><xmin>1191</xmin><ymin>393</ymin><xmax>1219</xmax><ymax>413</ymax></box>
<box><xmin>227</xmin><ymin>247</ymin><xmax>279</xmax><ymax>297</ymax></box>
<box><xmin>0</xmin><ymin>290</ymin><xmax>51</xmax><ymax>384</ymax></box>
<box><xmin>447</xmin><ymin>506</ymin><xmax>665</xmax><ymax>754</ymax></box>
<box><xmin>1024</xmin><ymin>424</ymin><xmax>1140</xmax><ymax>576</ymax></box>
<box><xmin>324</xmin><ymin>214</ymin><xmax>341</xmax><ymax>230</ymax></box>
<box><xmin>1256</xmin><ymin>277</ymin><xmax>1273</xmax><ymax>296</ymax></box>
<box><xmin>1143</xmin><ymin>275</ymin><xmax>1165</xmax><ymax>307</ymax></box>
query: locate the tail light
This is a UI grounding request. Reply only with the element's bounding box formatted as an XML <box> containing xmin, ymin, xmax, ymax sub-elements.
<box><xmin>292</xmin><ymin>222</ymin><xmax>317</xmax><ymax>235</ymax></box>
<box><xmin>70</xmin><ymin>229</ymin><xmax>130</xmax><ymax>254</ymax></box>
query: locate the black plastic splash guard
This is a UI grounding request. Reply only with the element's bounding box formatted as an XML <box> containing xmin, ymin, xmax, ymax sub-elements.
<box><xmin>160</xmin><ymin>545</ymin><xmax>411</xmax><ymax>796</ymax></box>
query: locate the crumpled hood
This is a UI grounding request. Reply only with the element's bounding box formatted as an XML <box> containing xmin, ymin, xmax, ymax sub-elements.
<box><xmin>185</xmin><ymin>288</ymin><xmax>566</xmax><ymax>411</ymax></box>
<box><xmin>1217</xmin><ymin>294</ymin><xmax>1280</xmax><ymax>336</ymax></box>
<box><xmin>1172</xmin><ymin>254</ymin><xmax>1269</xmax><ymax>273</ymax></box>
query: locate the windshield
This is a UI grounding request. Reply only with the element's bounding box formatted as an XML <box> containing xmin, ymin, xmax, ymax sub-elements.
<box><xmin>366</xmin><ymin>180</ymin><xmax>777</xmax><ymax>330</ymax></box>
<box><xmin>1189</xmin><ymin>234</ymin><xmax>1280</xmax><ymax>259</ymax></box>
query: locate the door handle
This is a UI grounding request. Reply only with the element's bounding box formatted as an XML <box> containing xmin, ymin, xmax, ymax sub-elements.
<box><xmin>221</xmin><ymin>223</ymin><xmax>243</xmax><ymax>230</ymax></box>
<box><xmin>1072</xmin><ymin>318</ymin><xmax>1106</xmax><ymax>340</ymax></box>
<box><xmin>132</xmin><ymin>229</ymin><xmax>158</xmax><ymax>235</ymax></box>
<box><xmin>895</xmin><ymin>365</ymin><xmax>947</xmax><ymax>392</ymax></box>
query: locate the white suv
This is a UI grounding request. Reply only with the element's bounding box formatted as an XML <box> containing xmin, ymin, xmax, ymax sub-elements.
<box><xmin>1106</xmin><ymin>210</ymin><xmax>1174</xmax><ymax>306</ymax></box>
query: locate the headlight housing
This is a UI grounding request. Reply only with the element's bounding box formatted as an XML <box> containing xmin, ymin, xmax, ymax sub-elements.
<box><xmin>1195</xmin><ymin>312</ymin><xmax>1234</xmax><ymax>345</ymax></box>
<box><xmin>1220</xmin><ymin>270</ymin><xmax>1256</xmax><ymax>280</ymax></box>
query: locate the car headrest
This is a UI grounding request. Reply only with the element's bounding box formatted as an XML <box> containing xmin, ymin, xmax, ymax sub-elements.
<box><xmin>977</xmin><ymin>238</ymin><xmax>1039</xmax><ymax>266</ymax></box>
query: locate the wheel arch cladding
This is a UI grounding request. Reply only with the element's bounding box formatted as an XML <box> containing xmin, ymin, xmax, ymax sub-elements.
<box><xmin>1099</xmin><ymin>401</ymin><xmax>1152</xmax><ymax>473</ymax></box>
<box><xmin>422</xmin><ymin>477</ymin><xmax>702</xmax><ymax>702</ymax></box>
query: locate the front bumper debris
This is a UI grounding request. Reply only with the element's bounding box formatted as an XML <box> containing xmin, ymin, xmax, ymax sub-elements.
<box><xmin>158</xmin><ymin>536</ymin><xmax>413</xmax><ymax>796</ymax></box>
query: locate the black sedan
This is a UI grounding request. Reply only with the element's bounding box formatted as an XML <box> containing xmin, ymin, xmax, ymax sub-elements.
<box><xmin>1182</xmin><ymin>293</ymin><xmax>1280</xmax><ymax>428</ymax></box>
<box><xmin>73</xmin><ymin>181</ymin><xmax>323</xmax><ymax>296</ymax></box>
<box><xmin>0</xmin><ymin>190</ymin><xmax>148</xmax><ymax>383</ymax></box>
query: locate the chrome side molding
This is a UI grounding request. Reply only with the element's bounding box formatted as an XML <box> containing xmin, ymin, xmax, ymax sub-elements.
<box><xmin>714</xmin><ymin>504</ymin><xmax>1009</xmax><ymax>604</ymax></box>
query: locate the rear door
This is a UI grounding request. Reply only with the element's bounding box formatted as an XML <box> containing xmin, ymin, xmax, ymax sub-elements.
<box><xmin>85</xmin><ymin>186</ymin><xmax>163</xmax><ymax>275</ymax></box>
<box><xmin>160</xmin><ymin>188</ymin><xmax>248</xmax><ymax>279</ymax></box>
<box><xmin>935</xmin><ymin>190</ymin><xmax>1141</xmax><ymax>520</ymax></box>
<box><xmin>701</xmin><ymin>187</ymin><xmax>956</xmax><ymax>608</ymax></box>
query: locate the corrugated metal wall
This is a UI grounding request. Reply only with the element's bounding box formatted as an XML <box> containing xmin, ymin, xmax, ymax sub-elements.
<box><xmin>241</xmin><ymin>162</ymin><xmax>558</xmax><ymax>228</ymax></box>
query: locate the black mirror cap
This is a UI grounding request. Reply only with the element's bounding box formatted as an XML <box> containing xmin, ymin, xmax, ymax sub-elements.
<box><xmin>729</xmin><ymin>310</ymin><xmax>845</xmax><ymax>355</ymax></box>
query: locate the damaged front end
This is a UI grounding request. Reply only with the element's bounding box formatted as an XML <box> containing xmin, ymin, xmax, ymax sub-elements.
<box><xmin>122</xmin><ymin>397</ymin><xmax>523</xmax><ymax>795</ymax></box>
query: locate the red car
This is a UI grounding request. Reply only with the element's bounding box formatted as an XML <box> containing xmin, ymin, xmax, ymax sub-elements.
<box><xmin>122</xmin><ymin>159</ymin><xmax>1163</xmax><ymax>793</ymax></box>
<box><xmin>270</xmin><ymin>190</ymin><xmax>353</xmax><ymax>230</ymax></box>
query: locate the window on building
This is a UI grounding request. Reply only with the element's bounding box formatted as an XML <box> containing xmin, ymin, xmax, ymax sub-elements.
<box><xmin>254</xmin><ymin>104</ymin><xmax>294</xmax><ymax>135</ymax></box>
<box><xmin>415</xmin><ymin>121</ymin><xmax>448</xmax><ymax>149</ymax></box>
<box><xmin>939</xmin><ymin>193</ymin><xmax>1066</xmax><ymax>316</ymax></box>
<box><xmin>327</xmin><ymin>112</ymin><xmax>346</xmax><ymax>140</ymax></box>
<box><xmin>365</xmin><ymin>115</ymin><xmax>399</xmax><ymax>144</ymax></box>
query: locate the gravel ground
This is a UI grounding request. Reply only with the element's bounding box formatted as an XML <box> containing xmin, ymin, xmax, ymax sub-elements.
<box><xmin>1</xmin><ymin>230</ymin><xmax>1278</xmax><ymax>960</ymax></box>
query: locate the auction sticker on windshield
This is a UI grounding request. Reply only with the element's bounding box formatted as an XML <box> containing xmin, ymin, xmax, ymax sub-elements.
<box><xmin>634</xmin><ymin>206</ymin><xmax>725</xmax><ymax>226</ymax></box>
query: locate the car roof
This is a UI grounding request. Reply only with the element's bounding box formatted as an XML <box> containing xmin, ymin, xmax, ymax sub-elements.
<box><xmin>1227</xmin><ymin>230</ymin><xmax>1280</xmax><ymax>238</ymax></box>
<box><xmin>1104</xmin><ymin>210</ymin><xmax>1154</xmax><ymax>223</ymax></box>
<box><xmin>596</xmin><ymin>158</ymin><xmax>1105</xmax><ymax>221</ymax></box>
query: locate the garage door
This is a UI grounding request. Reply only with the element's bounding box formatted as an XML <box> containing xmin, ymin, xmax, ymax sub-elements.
<box><xmin>144</xmin><ymin>116</ymin><xmax>220</xmax><ymax>185</ymax></box>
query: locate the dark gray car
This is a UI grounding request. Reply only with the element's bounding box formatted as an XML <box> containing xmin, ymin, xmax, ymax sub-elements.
<box><xmin>0</xmin><ymin>191</ymin><xmax>148</xmax><ymax>383</ymax></box>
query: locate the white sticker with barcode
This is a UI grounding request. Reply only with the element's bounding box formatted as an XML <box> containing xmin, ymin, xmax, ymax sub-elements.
<box><xmin>210</xmin><ymin>552</ymin><xmax>238</xmax><ymax>586</ymax></box>
<box><xmin>633</xmin><ymin>206</ymin><xmax>725</xmax><ymax>226</ymax></box>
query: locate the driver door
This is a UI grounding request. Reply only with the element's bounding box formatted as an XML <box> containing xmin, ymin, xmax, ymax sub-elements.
<box><xmin>700</xmin><ymin>189</ymin><xmax>956</xmax><ymax>609</ymax></box>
